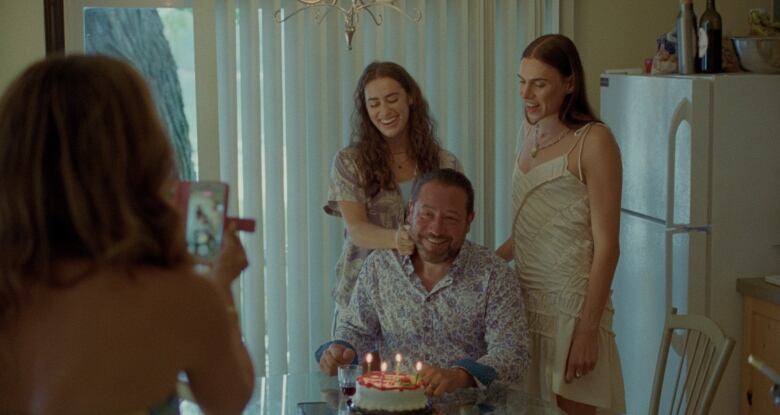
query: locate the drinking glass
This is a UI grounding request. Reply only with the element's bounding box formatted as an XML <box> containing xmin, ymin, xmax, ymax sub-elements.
<box><xmin>338</xmin><ymin>364</ymin><xmax>362</xmax><ymax>397</ymax></box>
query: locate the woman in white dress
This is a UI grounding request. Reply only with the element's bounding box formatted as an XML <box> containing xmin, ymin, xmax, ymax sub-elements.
<box><xmin>496</xmin><ymin>34</ymin><xmax>626</xmax><ymax>414</ymax></box>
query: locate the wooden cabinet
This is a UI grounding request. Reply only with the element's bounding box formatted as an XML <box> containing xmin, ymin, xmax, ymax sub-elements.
<box><xmin>739</xmin><ymin>278</ymin><xmax>780</xmax><ymax>415</ymax></box>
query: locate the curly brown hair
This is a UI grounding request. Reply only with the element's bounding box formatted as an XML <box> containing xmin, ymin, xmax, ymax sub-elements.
<box><xmin>0</xmin><ymin>55</ymin><xmax>190</xmax><ymax>323</ymax></box>
<box><xmin>351</xmin><ymin>61</ymin><xmax>442</xmax><ymax>197</ymax></box>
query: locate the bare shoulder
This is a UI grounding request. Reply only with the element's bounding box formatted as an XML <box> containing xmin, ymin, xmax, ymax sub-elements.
<box><xmin>152</xmin><ymin>266</ymin><xmax>223</xmax><ymax>308</ymax></box>
<box><xmin>579</xmin><ymin>123</ymin><xmax>621</xmax><ymax>185</ymax></box>
<box><xmin>582</xmin><ymin>124</ymin><xmax>621</xmax><ymax>163</ymax></box>
<box><xmin>135</xmin><ymin>266</ymin><xmax>230</xmax><ymax>357</ymax></box>
<box><xmin>136</xmin><ymin>265</ymin><xmax>210</xmax><ymax>296</ymax></box>
<box><xmin>132</xmin><ymin>266</ymin><xmax>226</xmax><ymax>330</ymax></box>
<box><xmin>584</xmin><ymin>123</ymin><xmax>617</xmax><ymax>147</ymax></box>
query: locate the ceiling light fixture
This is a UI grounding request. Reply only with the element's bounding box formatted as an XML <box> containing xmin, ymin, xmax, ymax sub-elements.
<box><xmin>274</xmin><ymin>0</ymin><xmax>422</xmax><ymax>50</ymax></box>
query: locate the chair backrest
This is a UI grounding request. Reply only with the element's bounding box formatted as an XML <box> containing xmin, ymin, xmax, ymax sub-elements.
<box><xmin>648</xmin><ymin>308</ymin><xmax>735</xmax><ymax>415</ymax></box>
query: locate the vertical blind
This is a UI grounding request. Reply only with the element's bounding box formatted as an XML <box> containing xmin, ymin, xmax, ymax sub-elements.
<box><xmin>64</xmin><ymin>0</ymin><xmax>557</xmax><ymax>378</ymax></box>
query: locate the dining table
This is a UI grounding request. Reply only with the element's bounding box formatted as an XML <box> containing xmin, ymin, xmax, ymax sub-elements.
<box><xmin>178</xmin><ymin>371</ymin><xmax>564</xmax><ymax>414</ymax></box>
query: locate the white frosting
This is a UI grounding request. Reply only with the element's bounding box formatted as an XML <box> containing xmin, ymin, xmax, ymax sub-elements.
<box><xmin>352</xmin><ymin>372</ymin><xmax>427</xmax><ymax>412</ymax></box>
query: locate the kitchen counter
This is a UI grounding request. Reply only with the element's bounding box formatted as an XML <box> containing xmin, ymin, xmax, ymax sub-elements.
<box><xmin>737</xmin><ymin>277</ymin><xmax>780</xmax><ymax>305</ymax></box>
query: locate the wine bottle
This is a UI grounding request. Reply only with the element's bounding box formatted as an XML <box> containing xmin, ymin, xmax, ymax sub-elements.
<box><xmin>676</xmin><ymin>0</ymin><xmax>698</xmax><ymax>74</ymax></box>
<box><xmin>699</xmin><ymin>0</ymin><xmax>723</xmax><ymax>73</ymax></box>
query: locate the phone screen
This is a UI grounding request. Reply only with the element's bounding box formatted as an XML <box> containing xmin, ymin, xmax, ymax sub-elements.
<box><xmin>184</xmin><ymin>183</ymin><xmax>227</xmax><ymax>261</ymax></box>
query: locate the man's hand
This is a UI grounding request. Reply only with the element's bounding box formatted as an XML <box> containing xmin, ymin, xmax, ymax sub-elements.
<box><xmin>417</xmin><ymin>365</ymin><xmax>476</xmax><ymax>397</ymax></box>
<box><xmin>318</xmin><ymin>343</ymin><xmax>356</xmax><ymax>376</ymax></box>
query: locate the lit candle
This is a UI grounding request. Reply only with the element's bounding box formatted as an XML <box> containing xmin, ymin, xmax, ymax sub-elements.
<box><xmin>414</xmin><ymin>361</ymin><xmax>423</xmax><ymax>385</ymax></box>
<box><xmin>394</xmin><ymin>353</ymin><xmax>402</xmax><ymax>385</ymax></box>
<box><xmin>380</xmin><ymin>361</ymin><xmax>388</xmax><ymax>386</ymax></box>
<box><xmin>365</xmin><ymin>352</ymin><xmax>373</xmax><ymax>371</ymax></box>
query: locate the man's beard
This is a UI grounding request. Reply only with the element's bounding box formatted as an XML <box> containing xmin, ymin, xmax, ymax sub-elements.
<box><xmin>414</xmin><ymin>234</ymin><xmax>460</xmax><ymax>264</ymax></box>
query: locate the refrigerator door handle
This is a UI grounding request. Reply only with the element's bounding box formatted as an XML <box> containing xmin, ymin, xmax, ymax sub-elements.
<box><xmin>665</xmin><ymin>98</ymin><xmax>691</xmax><ymax>316</ymax></box>
<box><xmin>664</xmin><ymin>98</ymin><xmax>691</xmax><ymax>226</ymax></box>
<box><xmin>665</xmin><ymin>224</ymin><xmax>712</xmax><ymax>233</ymax></box>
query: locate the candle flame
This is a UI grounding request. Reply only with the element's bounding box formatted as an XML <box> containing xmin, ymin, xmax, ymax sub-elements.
<box><xmin>365</xmin><ymin>353</ymin><xmax>373</xmax><ymax>364</ymax></box>
<box><xmin>381</xmin><ymin>361</ymin><xmax>388</xmax><ymax>371</ymax></box>
<box><xmin>415</xmin><ymin>361</ymin><xmax>423</xmax><ymax>371</ymax></box>
<box><xmin>395</xmin><ymin>353</ymin><xmax>402</xmax><ymax>363</ymax></box>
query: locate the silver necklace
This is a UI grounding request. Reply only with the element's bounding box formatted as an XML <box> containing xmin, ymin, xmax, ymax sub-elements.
<box><xmin>530</xmin><ymin>125</ymin><xmax>570</xmax><ymax>158</ymax></box>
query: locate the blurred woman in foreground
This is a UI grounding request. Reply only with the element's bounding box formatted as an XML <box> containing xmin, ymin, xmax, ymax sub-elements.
<box><xmin>0</xmin><ymin>54</ymin><xmax>253</xmax><ymax>414</ymax></box>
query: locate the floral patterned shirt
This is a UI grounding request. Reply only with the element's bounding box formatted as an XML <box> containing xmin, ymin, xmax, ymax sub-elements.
<box><xmin>321</xmin><ymin>240</ymin><xmax>530</xmax><ymax>386</ymax></box>
<box><xmin>324</xmin><ymin>146</ymin><xmax>462</xmax><ymax>310</ymax></box>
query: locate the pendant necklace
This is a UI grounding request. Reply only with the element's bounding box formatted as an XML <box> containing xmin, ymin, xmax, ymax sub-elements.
<box><xmin>530</xmin><ymin>125</ymin><xmax>570</xmax><ymax>158</ymax></box>
<box><xmin>392</xmin><ymin>151</ymin><xmax>408</xmax><ymax>170</ymax></box>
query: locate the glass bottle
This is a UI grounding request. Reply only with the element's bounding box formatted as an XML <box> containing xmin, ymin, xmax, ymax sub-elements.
<box><xmin>698</xmin><ymin>0</ymin><xmax>723</xmax><ymax>73</ymax></box>
<box><xmin>676</xmin><ymin>0</ymin><xmax>698</xmax><ymax>74</ymax></box>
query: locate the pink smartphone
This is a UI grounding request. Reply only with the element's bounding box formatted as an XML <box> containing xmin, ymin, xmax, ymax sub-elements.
<box><xmin>177</xmin><ymin>181</ymin><xmax>229</xmax><ymax>262</ymax></box>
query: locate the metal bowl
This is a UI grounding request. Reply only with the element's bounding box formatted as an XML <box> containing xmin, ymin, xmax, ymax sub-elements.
<box><xmin>731</xmin><ymin>36</ymin><xmax>780</xmax><ymax>74</ymax></box>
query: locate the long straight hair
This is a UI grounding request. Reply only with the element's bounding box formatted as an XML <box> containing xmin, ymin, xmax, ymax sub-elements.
<box><xmin>522</xmin><ymin>34</ymin><xmax>600</xmax><ymax>128</ymax></box>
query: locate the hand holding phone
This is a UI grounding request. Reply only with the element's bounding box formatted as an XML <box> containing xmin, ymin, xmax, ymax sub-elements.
<box><xmin>210</xmin><ymin>222</ymin><xmax>249</xmax><ymax>289</ymax></box>
<box><xmin>176</xmin><ymin>181</ymin><xmax>257</xmax><ymax>265</ymax></box>
<box><xmin>184</xmin><ymin>182</ymin><xmax>228</xmax><ymax>262</ymax></box>
<box><xmin>178</xmin><ymin>181</ymin><xmax>229</xmax><ymax>263</ymax></box>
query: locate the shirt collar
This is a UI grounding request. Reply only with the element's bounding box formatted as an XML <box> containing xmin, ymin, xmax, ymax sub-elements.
<box><xmin>401</xmin><ymin>240</ymin><xmax>472</xmax><ymax>282</ymax></box>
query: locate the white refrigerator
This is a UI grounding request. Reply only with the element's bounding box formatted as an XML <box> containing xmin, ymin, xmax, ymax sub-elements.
<box><xmin>600</xmin><ymin>73</ymin><xmax>780</xmax><ymax>415</ymax></box>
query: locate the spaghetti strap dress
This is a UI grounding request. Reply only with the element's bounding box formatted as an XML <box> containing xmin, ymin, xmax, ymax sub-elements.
<box><xmin>511</xmin><ymin>123</ymin><xmax>626</xmax><ymax>413</ymax></box>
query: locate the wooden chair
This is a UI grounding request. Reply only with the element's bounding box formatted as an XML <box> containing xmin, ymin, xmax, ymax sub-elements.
<box><xmin>648</xmin><ymin>308</ymin><xmax>735</xmax><ymax>415</ymax></box>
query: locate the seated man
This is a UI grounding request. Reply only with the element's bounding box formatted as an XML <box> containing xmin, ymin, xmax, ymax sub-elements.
<box><xmin>316</xmin><ymin>168</ymin><xmax>530</xmax><ymax>396</ymax></box>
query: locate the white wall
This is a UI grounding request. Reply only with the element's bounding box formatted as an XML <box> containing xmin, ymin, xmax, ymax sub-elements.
<box><xmin>0</xmin><ymin>1</ymin><xmax>46</xmax><ymax>95</ymax></box>
<box><xmin>574</xmin><ymin>0</ymin><xmax>772</xmax><ymax>115</ymax></box>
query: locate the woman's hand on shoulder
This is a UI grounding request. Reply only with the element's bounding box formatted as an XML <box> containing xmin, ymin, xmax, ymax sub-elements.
<box><xmin>338</xmin><ymin>200</ymin><xmax>406</xmax><ymax>251</ymax></box>
<box><xmin>395</xmin><ymin>225</ymin><xmax>415</xmax><ymax>256</ymax></box>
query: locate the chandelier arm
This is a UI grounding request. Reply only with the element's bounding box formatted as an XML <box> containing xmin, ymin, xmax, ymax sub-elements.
<box><xmin>361</xmin><ymin>3</ymin><xmax>422</xmax><ymax>23</ymax></box>
<box><xmin>314</xmin><ymin>7</ymin><xmax>339</xmax><ymax>25</ymax></box>
<box><xmin>274</xmin><ymin>0</ymin><xmax>422</xmax><ymax>50</ymax></box>
<box><xmin>361</xmin><ymin>6</ymin><xmax>383</xmax><ymax>26</ymax></box>
<box><xmin>274</xmin><ymin>2</ymin><xmax>349</xmax><ymax>24</ymax></box>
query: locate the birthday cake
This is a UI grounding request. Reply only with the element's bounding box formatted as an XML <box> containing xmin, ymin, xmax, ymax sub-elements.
<box><xmin>351</xmin><ymin>371</ymin><xmax>428</xmax><ymax>413</ymax></box>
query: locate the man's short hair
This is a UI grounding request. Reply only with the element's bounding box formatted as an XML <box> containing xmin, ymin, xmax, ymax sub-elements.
<box><xmin>410</xmin><ymin>168</ymin><xmax>474</xmax><ymax>214</ymax></box>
